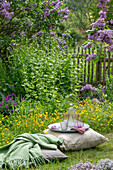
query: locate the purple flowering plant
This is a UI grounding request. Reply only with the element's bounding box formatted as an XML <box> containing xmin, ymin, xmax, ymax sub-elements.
<box><xmin>83</xmin><ymin>0</ymin><xmax>113</xmax><ymax>62</ymax></box>
<box><xmin>0</xmin><ymin>93</ymin><xmax>18</xmax><ymax>116</ymax></box>
<box><xmin>68</xmin><ymin>158</ymin><xmax>113</xmax><ymax>170</ymax></box>
<box><xmin>0</xmin><ymin>0</ymin><xmax>70</xmax><ymax>56</ymax></box>
<box><xmin>80</xmin><ymin>84</ymin><xmax>96</xmax><ymax>98</ymax></box>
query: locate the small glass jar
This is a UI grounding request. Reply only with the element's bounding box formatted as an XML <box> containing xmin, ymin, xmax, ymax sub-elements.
<box><xmin>68</xmin><ymin>103</ymin><xmax>75</xmax><ymax>129</ymax></box>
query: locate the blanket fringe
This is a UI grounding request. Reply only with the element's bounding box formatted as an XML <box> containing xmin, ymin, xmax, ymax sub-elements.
<box><xmin>3</xmin><ymin>156</ymin><xmax>47</xmax><ymax>169</ymax></box>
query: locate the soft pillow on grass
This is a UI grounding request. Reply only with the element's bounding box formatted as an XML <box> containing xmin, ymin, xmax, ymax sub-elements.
<box><xmin>44</xmin><ymin>128</ymin><xmax>108</xmax><ymax>151</ymax></box>
<box><xmin>42</xmin><ymin>149</ymin><xmax>68</xmax><ymax>160</ymax></box>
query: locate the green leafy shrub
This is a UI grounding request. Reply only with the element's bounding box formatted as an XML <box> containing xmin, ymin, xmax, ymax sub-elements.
<box><xmin>9</xmin><ymin>36</ymin><xmax>80</xmax><ymax>103</ymax></box>
<box><xmin>0</xmin><ymin>58</ymin><xmax>14</xmax><ymax>95</ymax></box>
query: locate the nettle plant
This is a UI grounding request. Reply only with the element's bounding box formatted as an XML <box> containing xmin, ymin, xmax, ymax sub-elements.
<box><xmin>9</xmin><ymin>37</ymin><xmax>79</xmax><ymax>103</ymax></box>
<box><xmin>83</xmin><ymin>0</ymin><xmax>113</xmax><ymax>62</ymax></box>
<box><xmin>0</xmin><ymin>0</ymin><xmax>70</xmax><ymax>56</ymax></box>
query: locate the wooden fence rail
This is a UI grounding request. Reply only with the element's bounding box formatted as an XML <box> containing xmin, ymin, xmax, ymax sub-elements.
<box><xmin>72</xmin><ymin>47</ymin><xmax>113</xmax><ymax>85</ymax></box>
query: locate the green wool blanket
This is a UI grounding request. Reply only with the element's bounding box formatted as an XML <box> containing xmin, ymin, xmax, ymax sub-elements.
<box><xmin>0</xmin><ymin>133</ymin><xmax>64</xmax><ymax>169</ymax></box>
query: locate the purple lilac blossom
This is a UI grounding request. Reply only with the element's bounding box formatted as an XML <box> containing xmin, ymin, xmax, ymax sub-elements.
<box><xmin>99</xmin><ymin>10</ymin><xmax>107</xmax><ymax>19</ymax></box>
<box><xmin>11</xmin><ymin>93</ymin><xmax>14</xmax><ymax>96</ymax></box>
<box><xmin>88</xmin><ymin>30</ymin><xmax>113</xmax><ymax>45</ymax></box>
<box><xmin>86</xmin><ymin>53</ymin><xmax>97</xmax><ymax>61</ymax></box>
<box><xmin>84</xmin><ymin>42</ymin><xmax>93</xmax><ymax>50</ymax></box>
<box><xmin>108</xmin><ymin>44</ymin><xmax>113</xmax><ymax>52</ymax></box>
<box><xmin>88</xmin><ymin>32</ymin><xmax>98</xmax><ymax>41</ymax></box>
<box><xmin>64</xmin><ymin>45</ymin><xmax>67</xmax><ymax>49</ymax></box>
<box><xmin>5</xmin><ymin>106</ymin><xmax>8</xmax><ymax>108</ymax></box>
<box><xmin>96</xmin><ymin>30</ymin><xmax>113</xmax><ymax>44</ymax></box>
<box><xmin>50</xmin><ymin>32</ymin><xmax>55</xmax><ymax>36</ymax></box>
<box><xmin>110</xmin><ymin>19</ymin><xmax>113</xmax><ymax>24</ymax></box>
<box><xmin>37</xmin><ymin>31</ymin><xmax>43</xmax><ymax>36</ymax></box>
<box><xmin>62</xmin><ymin>33</ymin><xmax>71</xmax><ymax>38</ymax></box>
<box><xmin>0</xmin><ymin>1</ymin><xmax>14</xmax><ymax>20</ymax></box>
<box><xmin>1</xmin><ymin>1</ymin><xmax>10</xmax><ymax>10</ymax></box>
<box><xmin>20</xmin><ymin>7</ymin><xmax>31</xmax><ymax>11</ymax></box>
<box><xmin>20</xmin><ymin>31</ymin><xmax>26</xmax><ymax>36</ymax></box>
<box><xmin>80</xmin><ymin>84</ymin><xmax>96</xmax><ymax>92</ymax></box>
<box><xmin>96</xmin><ymin>0</ymin><xmax>110</xmax><ymax>10</ymax></box>
<box><xmin>62</xmin><ymin>33</ymin><xmax>67</xmax><ymax>37</ymax></box>
<box><xmin>57</xmin><ymin>7</ymin><xmax>70</xmax><ymax>15</ymax></box>
<box><xmin>90</xmin><ymin>18</ymin><xmax>106</xmax><ymax>29</ymax></box>
<box><xmin>62</xmin><ymin>15</ymin><xmax>69</xmax><ymax>19</ymax></box>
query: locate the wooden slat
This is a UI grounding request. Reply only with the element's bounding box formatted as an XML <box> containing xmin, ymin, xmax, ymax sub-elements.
<box><xmin>81</xmin><ymin>48</ymin><xmax>84</xmax><ymax>82</ymax></box>
<box><xmin>91</xmin><ymin>61</ymin><xmax>94</xmax><ymax>84</ymax></box>
<box><xmin>108</xmin><ymin>52</ymin><xmax>110</xmax><ymax>77</ymax></box>
<box><xmin>96</xmin><ymin>61</ymin><xmax>99</xmax><ymax>83</ymax></box>
<box><xmin>84</xmin><ymin>51</ymin><xmax>87</xmax><ymax>83</ymax></box>
<box><xmin>103</xmin><ymin>58</ymin><xmax>106</xmax><ymax>85</ymax></box>
<box><xmin>99</xmin><ymin>59</ymin><xmax>101</xmax><ymax>83</ymax></box>
<box><xmin>87</xmin><ymin>48</ymin><xmax>91</xmax><ymax>83</ymax></box>
<box><xmin>77</xmin><ymin>47</ymin><xmax>80</xmax><ymax>81</ymax></box>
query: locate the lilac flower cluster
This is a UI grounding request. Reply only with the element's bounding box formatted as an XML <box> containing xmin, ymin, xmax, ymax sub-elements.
<box><xmin>88</xmin><ymin>29</ymin><xmax>113</xmax><ymax>45</ymax></box>
<box><xmin>110</xmin><ymin>19</ymin><xmax>113</xmax><ymax>24</ymax></box>
<box><xmin>90</xmin><ymin>18</ymin><xmax>106</xmax><ymax>29</ymax></box>
<box><xmin>96</xmin><ymin>0</ymin><xmax>110</xmax><ymax>10</ymax></box>
<box><xmin>20</xmin><ymin>31</ymin><xmax>26</xmax><ymax>36</ymax></box>
<box><xmin>0</xmin><ymin>0</ymin><xmax>14</xmax><ymax>20</ymax></box>
<box><xmin>86</xmin><ymin>53</ymin><xmax>97</xmax><ymax>61</ymax></box>
<box><xmin>20</xmin><ymin>6</ymin><xmax>31</xmax><ymax>11</ymax></box>
<box><xmin>50</xmin><ymin>32</ymin><xmax>55</xmax><ymax>37</ymax></box>
<box><xmin>0</xmin><ymin>93</ymin><xmax>18</xmax><ymax>116</ymax></box>
<box><xmin>84</xmin><ymin>42</ymin><xmax>93</xmax><ymax>50</ymax></box>
<box><xmin>84</xmin><ymin>0</ymin><xmax>113</xmax><ymax>59</ymax></box>
<box><xmin>96</xmin><ymin>158</ymin><xmax>113</xmax><ymax>169</ymax></box>
<box><xmin>68</xmin><ymin>161</ymin><xmax>97</xmax><ymax>170</ymax></box>
<box><xmin>80</xmin><ymin>84</ymin><xmax>96</xmax><ymax>92</ymax></box>
<box><xmin>42</xmin><ymin>0</ymin><xmax>70</xmax><ymax>20</ymax></box>
<box><xmin>108</xmin><ymin>44</ymin><xmax>113</xmax><ymax>52</ymax></box>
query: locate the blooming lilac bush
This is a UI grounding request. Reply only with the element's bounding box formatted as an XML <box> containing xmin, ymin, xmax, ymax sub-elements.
<box><xmin>0</xmin><ymin>0</ymin><xmax>70</xmax><ymax>57</ymax></box>
<box><xmin>0</xmin><ymin>93</ymin><xmax>18</xmax><ymax>116</ymax></box>
<box><xmin>84</xmin><ymin>0</ymin><xmax>113</xmax><ymax>62</ymax></box>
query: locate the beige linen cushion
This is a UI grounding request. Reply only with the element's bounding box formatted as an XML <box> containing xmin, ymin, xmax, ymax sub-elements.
<box><xmin>43</xmin><ymin>128</ymin><xmax>108</xmax><ymax>151</ymax></box>
<box><xmin>42</xmin><ymin>149</ymin><xmax>68</xmax><ymax>160</ymax></box>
